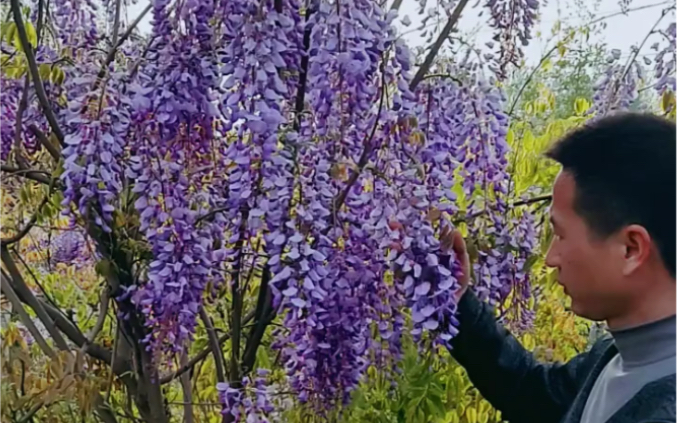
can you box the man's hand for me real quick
[440,226,471,301]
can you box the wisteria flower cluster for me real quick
[653,21,676,96]
[2,0,551,416]
[588,49,643,116]
[217,369,276,422]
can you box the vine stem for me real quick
[10,0,64,144]
[615,5,674,96]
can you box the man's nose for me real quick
[544,243,557,268]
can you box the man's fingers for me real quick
[441,230,454,252]
[451,230,468,259]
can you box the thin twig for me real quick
[12,246,65,318]
[86,287,110,343]
[160,310,256,384]
[617,6,673,86]
[13,75,31,169]
[508,43,560,116]
[92,4,152,92]
[588,0,672,25]
[409,0,471,90]
[105,324,120,403]
[1,197,50,246]
[421,73,463,85]
[1,176,56,246]
[195,206,229,224]
[453,194,552,224]
[331,56,387,223]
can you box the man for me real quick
[443,112,676,423]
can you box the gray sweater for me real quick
[579,315,676,423]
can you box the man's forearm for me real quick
[450,290,582,422]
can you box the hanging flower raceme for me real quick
[125,0,223,354]
[0,77,21,161]
[0,43,63,162]
[60,70,131,233]
[217,369,275,422]
[50,0,100,54]
[484,0,539,79]
[654,22,676,96]
[262,0,430,407]
[50,229,92,268]
[588,50,643,117]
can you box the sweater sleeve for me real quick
[449,290,590,423]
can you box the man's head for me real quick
[544,112,675,328]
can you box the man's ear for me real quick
[619,224,652,276]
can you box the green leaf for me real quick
[38,63,51,81]
[574,98,589,116]
[506,128,515,146]
[25,21,37,48]
[255,345,271,369]
[2,22,16,45]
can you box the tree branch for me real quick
[390,0,404,11]
[199,307,227,384]
[409,0,470,90]
[0,266,115,366]
[86,287,110,343]
[241,266,272,375]
[93,394,120,423]
[10,0,64,145]
[0,165,51,185]
[17,401,44,423]
[111,0,123,48]
[28,124,61,160]
[1,278,56,359]
[179,350,194,423]
[1,248,70,350]
[617,6,672,87]
[36,0,45,44]
[292,1,315,132]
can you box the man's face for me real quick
[544,171,631,321]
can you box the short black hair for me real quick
[546,112,676,277]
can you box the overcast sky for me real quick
[126,0,673,66]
